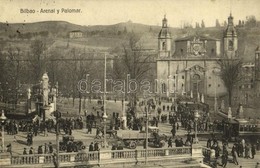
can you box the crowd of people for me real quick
[2,96,260,168]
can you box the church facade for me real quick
[156,15,238,99]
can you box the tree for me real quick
[245,15,257,27]
[218,58,242,106]
[5,46,22,104]
[201,20,205,28]
[113,33,152,108]
[28,39,47,83]
[195,22,200,28]
[238,20,242,27]
[215,19,221,27]
[223,21,227,27]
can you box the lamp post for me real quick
[0,110,7,152]
[103,53,108,149]
[194,110,200,144]
[213,68,221,113]
[145,98,149,165]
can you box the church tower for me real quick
[158,15,172,58]
[223,13,238,58]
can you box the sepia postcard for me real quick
[0,0,260,168]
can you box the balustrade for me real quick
[11,154,53,165]
[10,147,193,166]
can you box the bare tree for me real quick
[28,39,47,83]
[5,46,22,104]
[113,33,152,108]
[218,58,242,106]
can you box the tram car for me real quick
[223,118,260,142]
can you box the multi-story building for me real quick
[156,14,238,100]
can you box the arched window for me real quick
[228,40,233,50]
[162,42,166,50]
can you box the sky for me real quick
[0,0,259,27]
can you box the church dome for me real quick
[158,28,171,38]
[225,13,237,37]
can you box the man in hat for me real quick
[38,145,43,154]
[44,143,49,154]
[89,142,94,152]
[49,142,53,153]
[23,148,27,155]
[29,147,34,154]
[94,141,100,151]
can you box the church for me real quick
[156,14,238,99]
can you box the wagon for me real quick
[59,135,86,152]
[118,126,167,149]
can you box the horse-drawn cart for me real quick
[118,126,167,149]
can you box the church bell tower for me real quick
[223,13,238,58]
[158,15,172,58]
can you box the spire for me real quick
[162,15,168,28]
[228,12,234,25]
[225,13,237,37]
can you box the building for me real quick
[156,14,238,100]
[235,62,255,106]
[231,47,260,107]
[69,30,83,38]
[255,46,260,97]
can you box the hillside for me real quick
[0,20,260,61]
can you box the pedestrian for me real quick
[232,145,239,165]
[94,142,100,151]
[49,142,53,153]
[171,127,176,138]
[117,144,124,158]
[44,143,49,154]
[95,127,101,139]
[214,143,221,159]
[168,137,173,148]
[23,148,27,155]
[87,123,92,134]
[245,143,250,159]
[29,147,33,154]
[252,144,256,159]
[143,140,147,149]
[38,145,43,154]
[89,142,94,152]
[207,138,212,148]
[6,143,12,155]
[221,153,228,168]
[255,162,260,168]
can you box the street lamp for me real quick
[194,110,200,144]
[103,53,108,149]
[0,110,7,152]
[213,68,221,113]
[102,112,108,148]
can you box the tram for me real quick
[223,118,260,142]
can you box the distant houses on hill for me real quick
[69,30,83,38]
